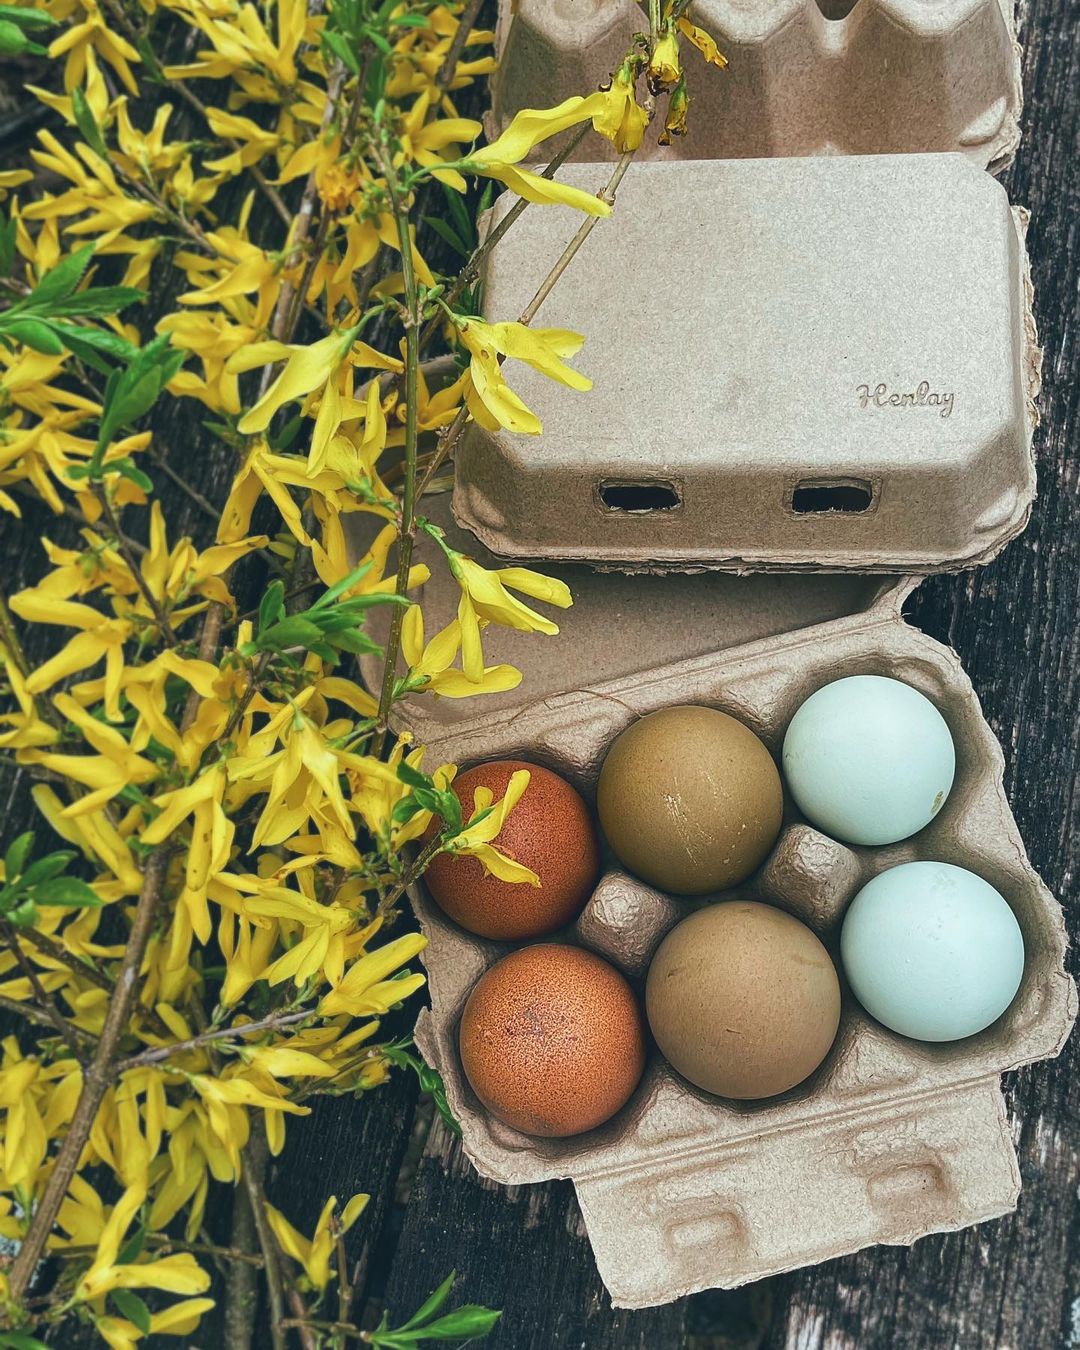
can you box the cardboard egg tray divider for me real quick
[491,0,1022,170]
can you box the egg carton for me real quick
[454,154,1042,575]
[352,502,1076,1308]
[491,0,1023,171]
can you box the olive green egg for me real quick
[597,705,783,895]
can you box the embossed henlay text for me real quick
[856,381,956,419]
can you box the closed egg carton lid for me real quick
[492,0,1022,171]
[453,153,1041,574]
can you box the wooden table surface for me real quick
[2,1,1076,1345]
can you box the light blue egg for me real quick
[840,861,1025,1042]
[782,674,955,846]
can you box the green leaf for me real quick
[443,183,476,247]
[18,851,76,889]
[9,899,38,928]
[110,1290,152,1335]
[322,28,359,73]
[48,324,139,374]
[251,616,326,652]
[54,286,145,318]
[1,317,65,355]
[422,216,469,259]
[331,628,381,656]
[32,876,102,909]
[4,831,34,882]
[133,33,163,79]
[0,1333,53,1350]
[72,86,107,159]
[0,4,59,26]
[310,560,375,610]
[362,24,392,55]
[108,458,154,492]
[412,1306,502,1341]
[396,762,432,791]
[0,19,37,54]
[398,1270,456,1331]
[433,790,462,837]
[0,210,15,278]
[258,580,286,635]
[21,244,97,312]
[117,1222,147,1265]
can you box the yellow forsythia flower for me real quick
[402,607,522,698]
[265,1193,369,1290]
[463,99,614,215]
[445,769,541,885]
[457,317,590,435]
[448,551,572,681]
[677,17,728,69]
[592,62,650,154]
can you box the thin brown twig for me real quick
[14,927,114,995]
[92,484,179,645]
[434,0,486,92]
[6,846,172,1302]
[116,1006,315,1071]
[149,449,221,524]
[241,1126,289,1350]
[415,151,631,502]
[374,139,422,730]
[99,0,292,228]
[416,124,591,356]
[55,1233,265,1267]
[281,1319,364,1341]
[3,923,94,1063]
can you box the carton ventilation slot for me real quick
[817,0,860,19]
[791,480,874,515]
[599,481,682,514]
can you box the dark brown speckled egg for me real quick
[459,944,646,1137]
[422,760,600,940]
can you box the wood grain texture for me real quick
[379,2,1080,1347]
[1,0,1075,1343]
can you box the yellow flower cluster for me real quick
[0,0,726,1341]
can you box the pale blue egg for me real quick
[782,675,955,845]
[841,861,1025,1042]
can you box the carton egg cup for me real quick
[350,505,1076,1308]
[492,0,1023,170]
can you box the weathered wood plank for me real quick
[766,0,1080,1344]
[381,1,1080,1345]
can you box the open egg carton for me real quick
[372,513,1076,1306]
[491,0,1024,171]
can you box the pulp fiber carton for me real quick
[355,506,1075,1306]
[349,147,1075,1304]
[491,0,1023,170]
[453,155,1041,574]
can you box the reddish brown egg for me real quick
[459,944,646,1137]
[422,760,600,940]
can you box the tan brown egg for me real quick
[459,944,646,1137]
[597,705,783,895]
[422,760,600,940]
[646,901,841,1099]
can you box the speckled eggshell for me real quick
[459,944,646,1137]
[841,861,1026,1042]
[782,675,956,846]
[596,706,783,895]
[423,760,600,940]
[646,901,842,1099]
